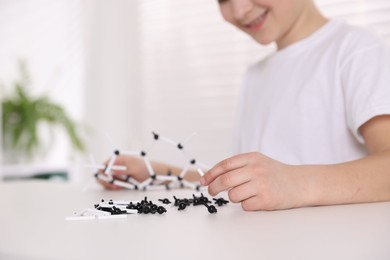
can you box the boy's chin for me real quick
[252,35,275,46]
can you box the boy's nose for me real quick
[231,0,253,21]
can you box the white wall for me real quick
[83,0,143,164]
[0,0,85,168]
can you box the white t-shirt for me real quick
[233,19,390,165]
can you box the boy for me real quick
[99,0,390,211]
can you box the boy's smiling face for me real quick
[218,0,325,49]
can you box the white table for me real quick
[1,180,390,260]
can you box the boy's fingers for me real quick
[202,154,249,185]
[241,196,259,211]
[207,168,250,196]
[228,182,257,203]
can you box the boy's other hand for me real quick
[97,155,150,190]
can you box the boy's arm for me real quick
[201,115,390,211]
[298,115,390,207]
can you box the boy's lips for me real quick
[244,10,269,33]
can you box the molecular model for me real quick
[85,132,211,192]
[67,133,231,220]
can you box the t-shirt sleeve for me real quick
[341,39,390,144]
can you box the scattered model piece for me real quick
[158,198,172,204]
[66,194,230,220]
[213,197,229,207]
[172,193,221,214]
[65,197,167,221]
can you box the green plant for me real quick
[1,62,84,161]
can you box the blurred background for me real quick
[0,0,389,184]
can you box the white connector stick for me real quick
[110,200,140,205]
[155,175,177,182]
[83,208,111,216]
[104,153,118,175]
[138,178,153,189]
[150,179,165,186]
[121,150,140,156]
[143,157,155,177]
[181,180,197,190]
[167,181,180,189]
[125,177,140,186]
[197,185,208,191]
[179,165,191,179]
[96,173,112,183]
[197,168,205,177]
[97,215,127,220]
[98,203,127,209]
[179,149,191,162]
[84,164,127,171]
[113,180,136,190]
[159,136,177,146]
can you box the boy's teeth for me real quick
[251,17,262,26]
[250,12,267,26]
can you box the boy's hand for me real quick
[97,155,150,190]
[200,152,304,211]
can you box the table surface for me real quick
[1,180,390,260]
